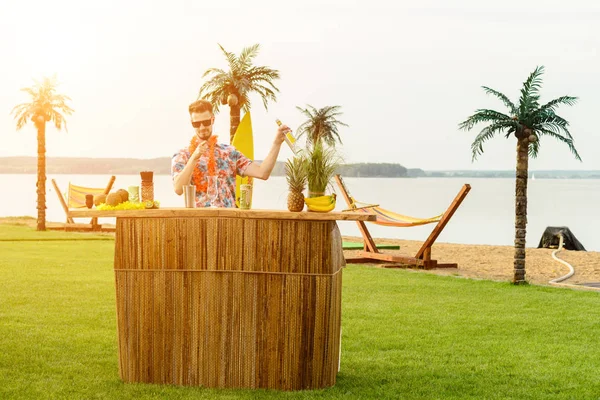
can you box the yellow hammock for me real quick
[67,183,109,208]
[348,199,444,227]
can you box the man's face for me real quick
[190,111,214,141]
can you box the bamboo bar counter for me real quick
[70,208,375,391]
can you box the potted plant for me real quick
[305,140,342,198]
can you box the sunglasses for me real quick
[191,119,213,128]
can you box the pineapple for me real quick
[285,155,307,212]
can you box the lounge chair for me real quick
[49,176,116,232]
[334,174,471,269]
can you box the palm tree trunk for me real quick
[229,105,241,144]
[513,137,529,284]
[36,121,47,231]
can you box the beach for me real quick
[343,236,600,287]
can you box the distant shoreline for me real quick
[2,173,600,179]
[1,156,599,179]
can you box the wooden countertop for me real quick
[69,207,376,222]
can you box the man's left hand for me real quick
[275,124,288,145]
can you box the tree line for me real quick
[0,157,413,177]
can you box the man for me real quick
[172,99,288,207]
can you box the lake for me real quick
[1,174,599,251]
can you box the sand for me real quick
[342,236,600,287]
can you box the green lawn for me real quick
[0,223,113,241]
[1,224,600,399]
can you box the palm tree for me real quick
[11,75,74,231]
[459,66,581,284]
[199,44,280,144]
[296,105,348,147]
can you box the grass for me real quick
[0,224,113,241]
[1,224,600,399]
[0,216,113,241]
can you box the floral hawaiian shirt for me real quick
[171,143,252,208]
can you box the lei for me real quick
[189,135,218,193]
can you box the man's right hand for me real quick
[192,140,208,161]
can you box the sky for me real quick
[0,0,598,171]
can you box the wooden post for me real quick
[334,175,379,254]
[415,184,471,260]
[51,179,74,225]
[90,175,116,229]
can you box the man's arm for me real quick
[243,141,282,180]
[243,124,287,180]
[173,140,208,195]
[173,158,197,195]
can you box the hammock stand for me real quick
[335,174,471,269]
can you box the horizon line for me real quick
[0,155,598,173]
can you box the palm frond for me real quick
[246,84,278,109]
[503,126,516,139]
[458,109,512,131]
[11,100,36,131]
[470,121,513,161]
[49,110,69,131]
[20,87,37,98]
[199,80,223,99]
[246,66,281,83]
[201,68,226,79]
[539,96,578,112]
[199,89,225,114]
[518,66,544,115]
[218,43,238,70]
[532,111,574,140]
[536,128,582,161]
[11,102,33,115]
[198,73,230,110]
[545,114,573,140]
[521,65,545,97]
[538,122,573,142]
[14,111,33,131]
[241,97,252,113]
[238,44,260,67]
[529,136,540,158]
[481,86,517,114]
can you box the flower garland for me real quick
[189,135,218,193]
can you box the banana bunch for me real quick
[304,193,337,212]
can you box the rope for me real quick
[549,233,575,284]
[544,233,600,291]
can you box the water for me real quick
[1,174,599,251]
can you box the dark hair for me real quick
[188,99,213,114]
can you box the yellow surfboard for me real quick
[232,112,254,208]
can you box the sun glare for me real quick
[13,5,81,79]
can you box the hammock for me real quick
[67,183,110,208]
[349,199,443,227]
